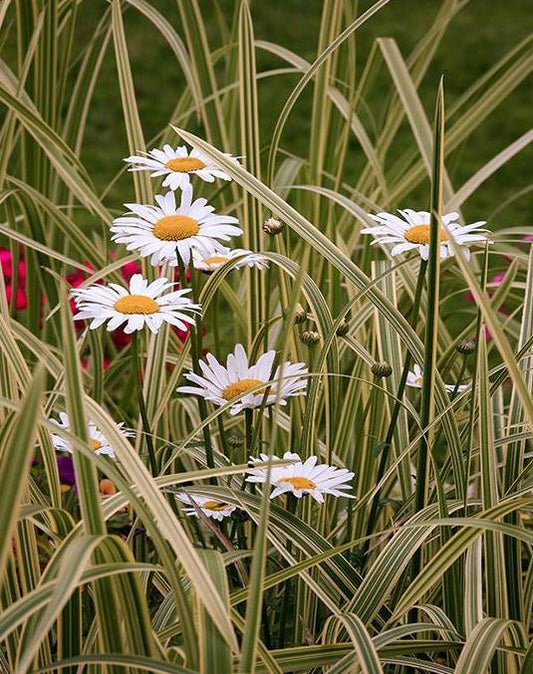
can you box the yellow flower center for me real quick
[114,295,159,315]
[203,500,230,512]
[279,476,316,490]
[153,215,200,241]
[404,224,448,245]
[203,255,230,266]
[60,484,71,494]
[165,157,206,173]
[416,376,423,386]
[222,378,264,401]
[90,439,102,452]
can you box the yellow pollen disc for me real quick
[165,157,206,173]
[404,224,448,245]
[279,476,316,490]
[153,215,199,241]
[416,377,423,386]
[114,295,159,315]
[222,378,264,401]
[203,255,230,266]
[60,484,71,494]
[90,439,102,452]
[203,500,229,511]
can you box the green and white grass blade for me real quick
[238,457,271,673]
[111,0,151,205]
[15,536,102,674]
[379,39,456,204]
[238,0,264,344]
[0,365,45,588]
[266,0,391,183]
[326,614,384,674]
[454,618,526,674]
[124,0,202,116]
[196,549,232,674]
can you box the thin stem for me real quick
[131,332,157,475]
[362,259,427,562]
[187,260,215,472]
[244,408,253,462]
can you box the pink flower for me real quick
[5,285,28,310]
[120,260,142,283]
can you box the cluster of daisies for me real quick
[50,142,354,515]
[49,140,489,519]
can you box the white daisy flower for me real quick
[176,493,236,521]
[177,343,308,416]
[361,209,490,261]
[246,451,355,503]
[72,273,201,334]
[193,246,268,273]
[124,144,239,191]
[110,186,242,267]
[406,364,469,393]
[51,412,132,459]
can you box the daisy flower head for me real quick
[177,343,308,415]
[361,209,490,261]
[111,186,242,267]
[176,493,236,521]
[246,452,355,503]
[72,273,201,335]
[406,364,469,393]
[193,246,268,273]
[51,412,132,459]
[124,144,239,191]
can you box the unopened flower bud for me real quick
[457,338,476,355]
[283,303,307,324]
[227,435,243,448]
[263,217,284,236]
[371,361,392,378]
[300,330,320,346]
[99,479,117,496]
[336,320,349,337]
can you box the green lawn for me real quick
[80,0,531,227]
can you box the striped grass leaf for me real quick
[391,498,532,621]
[124,0,203,116]
[196,549,232,673]
[265,0,392,183]
[454,618,527,674]
[111,0,152,206]
[238,0,264,344]
[0,365,45,587]
[325,614,384,674]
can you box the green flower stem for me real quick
[362,259,428,562]
[187,260,215,472]
[131,332,157,475]
[244,408,253,463]
[212,290,229,457]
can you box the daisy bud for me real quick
[263,217,284,236]
[227,435,244,448]
[283,303,307,324]
[99,479,117,496]
[336,320,349,337]
[456,338,476,355]
[300,330,320,346]
[371,361,392,378]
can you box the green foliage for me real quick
[0,1,531,672]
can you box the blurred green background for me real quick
[77,0,532,226]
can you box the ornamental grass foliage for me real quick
[0,1,532,673]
